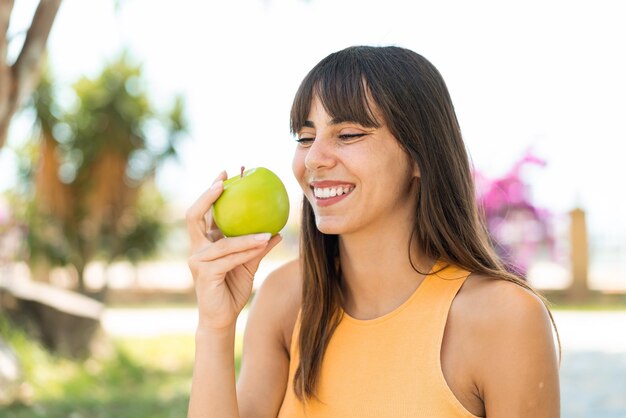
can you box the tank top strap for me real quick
[412,260,472,363]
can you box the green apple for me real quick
[213,167,289,237]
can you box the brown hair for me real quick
[290,45,559,400]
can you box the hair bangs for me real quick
[290,49,381,135]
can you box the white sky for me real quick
[2,0,625,239]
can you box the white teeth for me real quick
[313,186,354,199]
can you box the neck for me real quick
[338,218,435,320]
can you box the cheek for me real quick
[380,150,416,192]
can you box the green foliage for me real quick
[11,53,187,290]
[0,318,192,417]
[112,182,168,263]
[0,312,245,417]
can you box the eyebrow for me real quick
[302,118,360,128]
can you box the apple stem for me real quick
[240,166,245,178]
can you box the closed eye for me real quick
[296,133,367,147]
[338,133,366,141]
[295,137,315,147]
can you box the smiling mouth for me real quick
[312,185,355,199]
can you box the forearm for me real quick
[188,326,239,418]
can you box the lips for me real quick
[309,180,356,206]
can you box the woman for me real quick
[186,46,560,417]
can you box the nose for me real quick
[304,136,336,171]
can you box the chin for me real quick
[315,224,342,235]
[314,216,353,235]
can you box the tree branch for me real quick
[0,0,15,63]
[0,0,62,149]
[12,0,62,107]
[0,0,15,124]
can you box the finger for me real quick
[243,234,283,274]
[205,244,272,277]
[186,171,227,250]
[186,181,223,250]
[205,171,228,229]
[205,171,229,240]
[196,233,272,262]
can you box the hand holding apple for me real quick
[186,170,283,331]
[213,167,289,237]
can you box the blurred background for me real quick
[0,0,624,417]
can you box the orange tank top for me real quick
[277,261,482,418]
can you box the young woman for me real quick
[186,46,560,417]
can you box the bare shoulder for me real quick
[250,258,303,350]
[456,273,552,326]
[257,258,302,299]
[449,273,560,416]
[255,258,303,316]
[451,273,556,357]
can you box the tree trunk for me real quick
[0,0,63,149]
[0,1,16,135]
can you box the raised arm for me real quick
[186,171,282,418]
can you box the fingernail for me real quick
[254,233,271,241]
[210,180,223,190]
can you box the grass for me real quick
[546,296,626,311]
[552,303,626,311]
[0,319,242,418]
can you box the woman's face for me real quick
[292,95,420,236]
